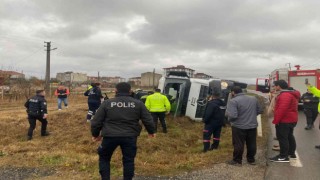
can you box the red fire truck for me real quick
[256,66,320,95]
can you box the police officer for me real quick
[202,92,225,152]
[91,82,155,180]
[24,90,49,140]
[301,89,319,130]
[84,82,103,122]
[145,88,171,133]
[306,83,320,149]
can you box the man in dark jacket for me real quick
[270,80,300,162]
[306,83,320,149]
[202,92,225,152]
[54,85,70,110]
[301,89,319,130]
[24,90,49,140]
[226,86,263,165]
[91,82,155,180]
[84,82,103,122]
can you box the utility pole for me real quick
[152,68,155,89]
[285,63,291,70]
[44,41,57,95]
[98,71,100,82]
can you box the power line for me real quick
[0,34,43,43]
[14,47,44,62]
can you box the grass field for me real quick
[0,95,268,180]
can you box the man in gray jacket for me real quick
[91,82,155,180]
[226,86,263,166]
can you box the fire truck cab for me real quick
[256,66,320,106]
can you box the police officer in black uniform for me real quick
[24,90,49,140]
[91,82,155,180]
[301,89,319,130]
[84,82,103,122]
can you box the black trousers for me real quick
[151,112,166,132]
[304,108,318,126]
[87,101,101,120]
[98,137,137,180]
[276,123,296,158]
[27,115,47,137]
[203,124,222,151]
[231,126,257,163]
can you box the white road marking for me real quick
[290,151,303,167]
[257,115,263,137]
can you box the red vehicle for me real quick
[256,66,320,95]
[256,78,270,93]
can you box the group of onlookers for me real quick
[23,79,320,179]
[267,80,320,163]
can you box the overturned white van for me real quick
[158,72,247,121]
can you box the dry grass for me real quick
[0,95,269,180]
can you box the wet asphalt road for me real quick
[265,112,320,180]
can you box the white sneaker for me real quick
[58,109,62,111]
[86,120,91,123]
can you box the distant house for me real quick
[87,76,126,83]
[56,71,87,83]
[0,70,25,79]
[128,77,141,87]
[163,65,195,78]
[87,76,126,87]
[0,70,25,85]
[141,72,162,87]
[87,76,98,82]
[101,76,126,84]
[194,73,213,79]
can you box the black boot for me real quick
[203,142,210,152]
[41,132,50,136]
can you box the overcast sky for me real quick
[1,0,320,84]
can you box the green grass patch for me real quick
[0,151,5,157]
[39,155,65,166]
[0,96,269,179]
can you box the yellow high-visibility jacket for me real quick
[145,92,171,113]
[308,85,320,112]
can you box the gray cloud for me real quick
[1,0,320,83]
